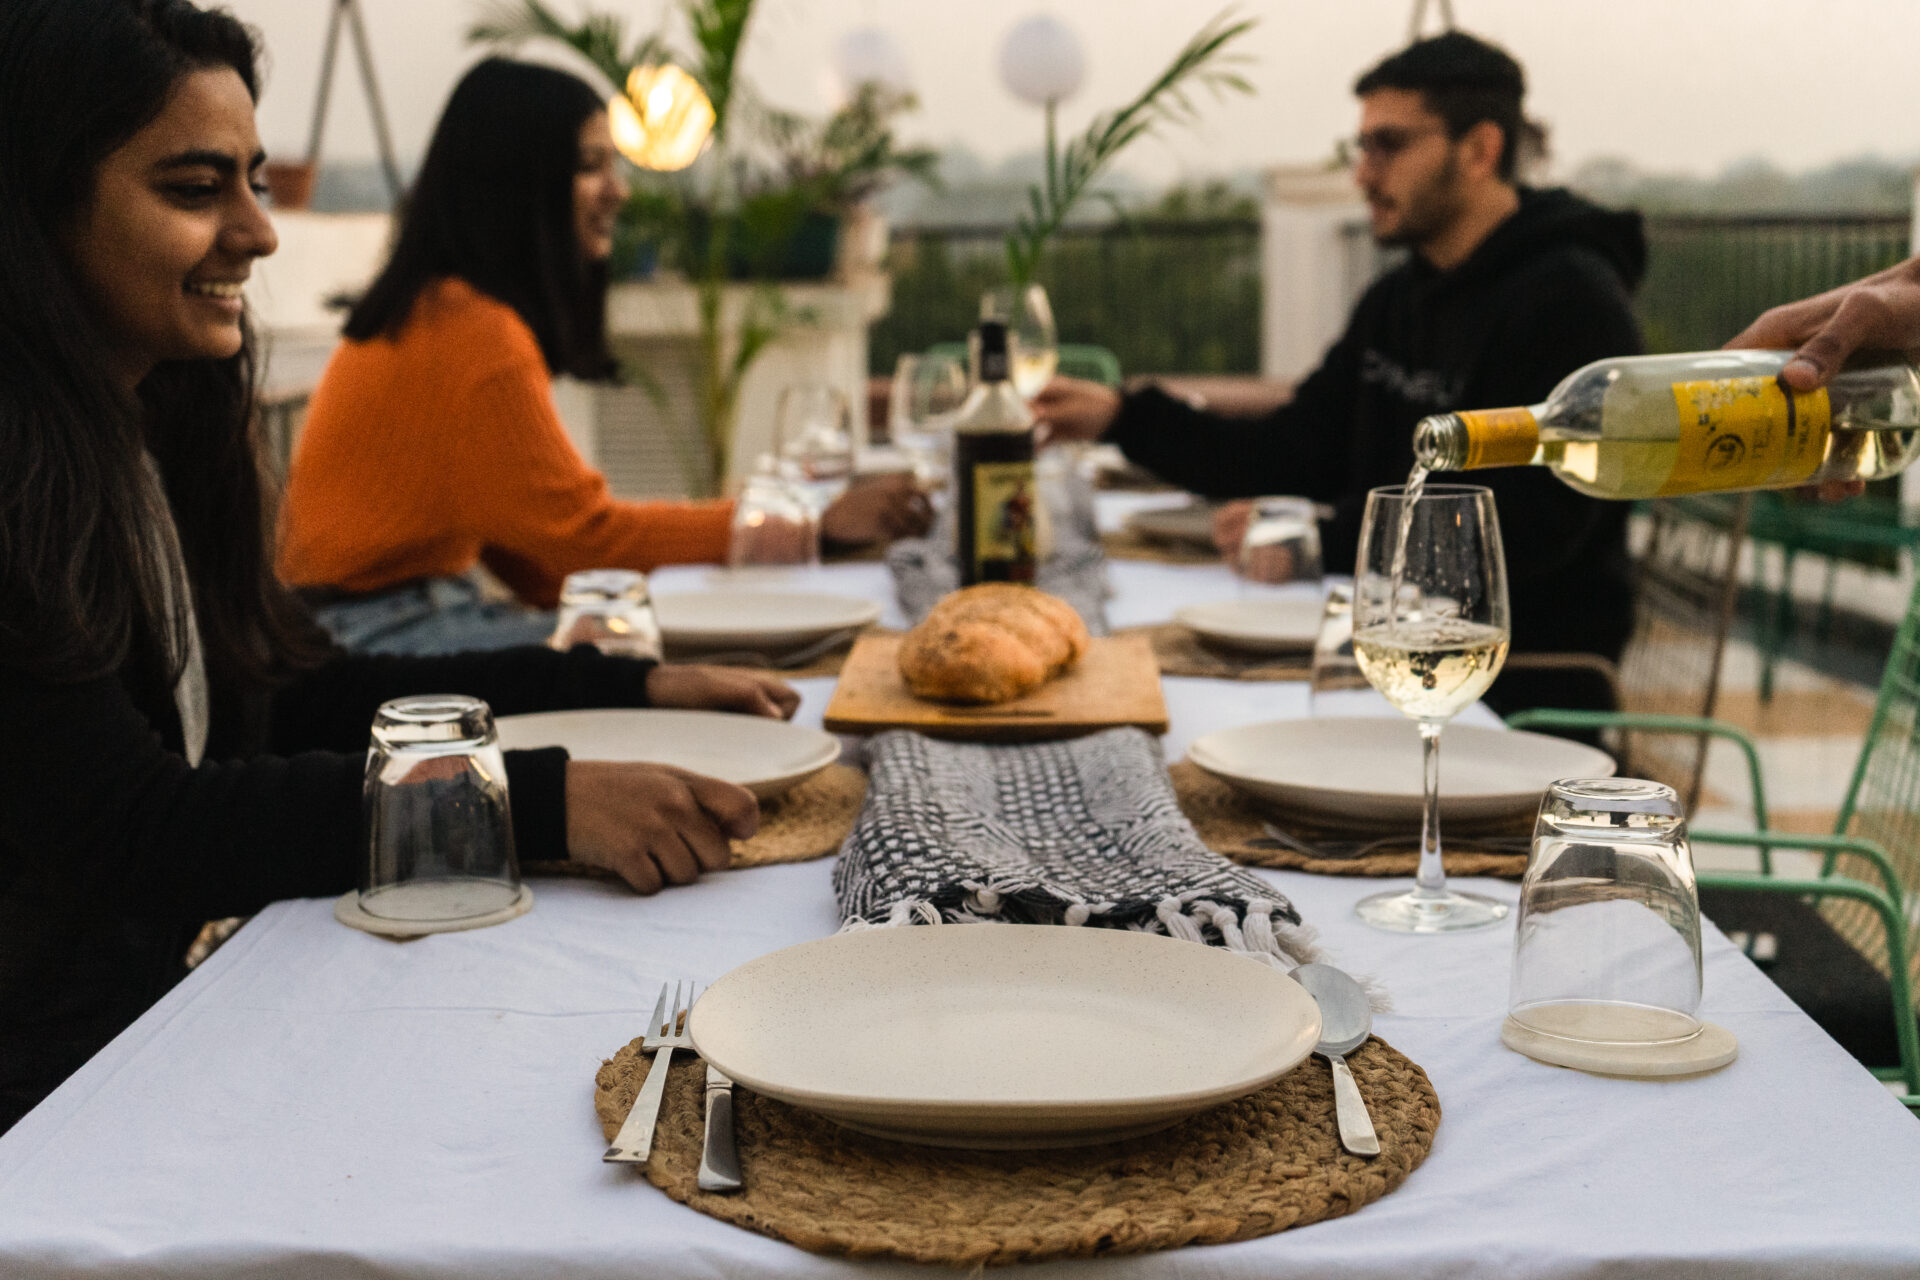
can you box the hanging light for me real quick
[998,14,1085,108]
[609,63,715,172]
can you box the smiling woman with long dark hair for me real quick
[0,0,805,1134]
[275,58,930,655]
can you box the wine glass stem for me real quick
[1414,719,1447,896]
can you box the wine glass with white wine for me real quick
[980,284,1058,399]
[1350,483,1512,933]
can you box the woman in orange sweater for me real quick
[278,59,926,653]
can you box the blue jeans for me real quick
[311,577,558,656]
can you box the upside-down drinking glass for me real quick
[359,695,523,923]
[548,569,663,660]
[1350,484,1512,932]
[729,453,820,569]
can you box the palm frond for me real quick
[1006,9,1256,285]
[467,0,637,90]
[685,0,757,141]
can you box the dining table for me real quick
[2,490,1919,1279]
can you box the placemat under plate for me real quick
[1171,761,1532,878]
[1119,622,1312,681]
[663,626,894,680]
[593,1034,1438,1267]
[524,764,865,877]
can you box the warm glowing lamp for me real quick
[609,63,714,172]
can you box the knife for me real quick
[695,1064,743,1192]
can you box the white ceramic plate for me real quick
[689,925,1321,1149]
[494,709,839,799]
[653,591,881,650]
[1188,717,1616,825]
[1124,503,1218,549]
[1175,598,1323,653]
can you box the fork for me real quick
[604,980,699,1165]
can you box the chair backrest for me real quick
[1821,572,1920,990]
[1613,494,1752,810]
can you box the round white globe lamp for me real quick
[998,14,1085,106]
[834,27,912,97]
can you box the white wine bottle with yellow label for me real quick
[1413,350,1920,499]
[952,319,1039,585]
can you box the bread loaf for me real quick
[897,584,1090,704]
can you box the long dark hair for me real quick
[346,58,616,379]
[0,0,329,704]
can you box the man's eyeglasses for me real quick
[1338,125,1449,167]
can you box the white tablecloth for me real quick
[4,545,1919,1279]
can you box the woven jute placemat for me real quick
[593,1035,1438,1267]
[1118,623,1312,681]
[524,764,865,879]
[1099,528,1220,565]
[665,627,896,680]
[1171,761,1532,878]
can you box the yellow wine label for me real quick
[1661,377,1831,495]
[1457,407,1541,469]
[970,461,1038,569]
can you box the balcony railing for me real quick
[874,212,1912,376]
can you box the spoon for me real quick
[1292,963,1380,1157]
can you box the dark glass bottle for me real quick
[952,319,1038,585]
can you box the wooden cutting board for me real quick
[823,632,1168,741]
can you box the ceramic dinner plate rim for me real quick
[687,925,1321,1119]
[652,590,881,644]
[1174,598,1322,651]
[1187,716,1616,806]
[492,708,839,798]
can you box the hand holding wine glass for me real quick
[1350,483,1512,933]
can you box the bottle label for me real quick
[969,460,1038,572]
[1662,377,1831,495]
[1456,407,1541,469]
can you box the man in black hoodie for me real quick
[1036,32,1642,711]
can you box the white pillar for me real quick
[1260,165,1375,383]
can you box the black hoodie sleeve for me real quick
[1102,310,1367,503]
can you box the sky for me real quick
[224,0,1920,186]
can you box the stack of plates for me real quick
[1122,502,1218,549]
[1188,717,1617,826]
[688,925,1322,1149]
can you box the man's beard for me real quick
[1372,154,1465,250]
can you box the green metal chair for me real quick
[925,342,1123,389]
[1513,566,1920,1111]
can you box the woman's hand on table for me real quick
[821,474,933,545]
[1031,375,1121,444]
[565,761,758,894]
[645,663,800,719]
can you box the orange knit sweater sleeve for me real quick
[277,280,734,608]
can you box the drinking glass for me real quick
[729,453,819,569]
[981,284,1058,398]
[359,695,523,923]
[1237,496,1324,595]
[1503,777,1734,1074]
[1308,581,1368,714]
[773,384,854,515]
[548,569,663,659]
[888,353,967,487]
[1350,484,1512,932]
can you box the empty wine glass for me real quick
[981,283,1058,399]
[774,384,853,515]
[888,353,967,488]
[548,569,663,659]
[359,695,525,925]
[729,453,819,569]
[1351,483,1512,933]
